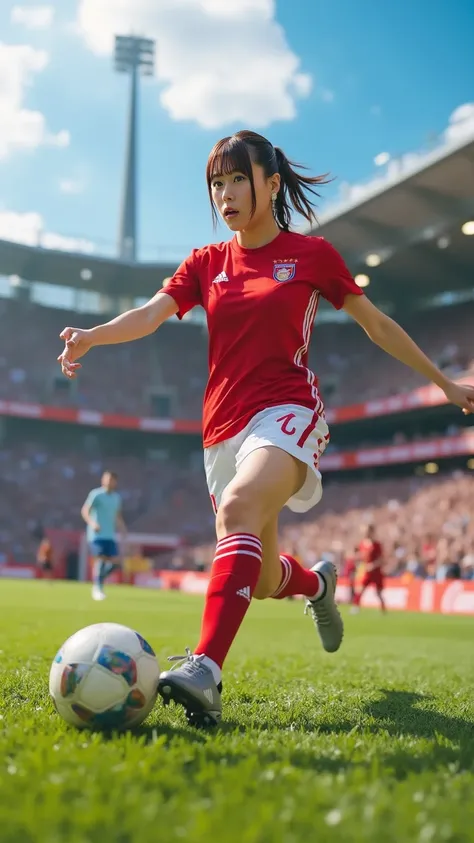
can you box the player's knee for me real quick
[216,489,263,537]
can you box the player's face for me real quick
[211,163,273,231]
[102,472,117,491]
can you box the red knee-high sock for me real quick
[352,586,363,606]
[271,554,324,600]
[194,533,262,668]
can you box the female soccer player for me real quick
[58,130,474,728]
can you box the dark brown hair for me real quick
[206,129,330,230]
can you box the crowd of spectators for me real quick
[1,294,473,579]
[1,432,472,581]
[1,296,472,419]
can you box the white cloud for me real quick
[0,208,94,253]
[444,102,474,143]
[59,177,84,195]
[76,0,312,129]
[374,152,390,167]
[0,43,70,159]
[11,5,55,29]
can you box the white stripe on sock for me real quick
[217,534,262,551]
[272,555,292,597]
[213,549,262,563]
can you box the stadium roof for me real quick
[0,238,175,300]
[0,132,473,306]
[310,132,474,305]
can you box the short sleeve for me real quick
[313,239,364,310]
[84,489,99,509]
[161,249,203,320]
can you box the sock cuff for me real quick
[271,555,294,597]
[214,534,263,566]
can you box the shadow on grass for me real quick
[210,688,474,778]
[363,688,474,742]
[68,689,474,780]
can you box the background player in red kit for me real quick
[352,526,386,613]
[57,130,474,728]
[343,549,358,605]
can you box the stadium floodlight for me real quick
[467,458,474,470]
[424,462,439,475]
[365,253,381,267]
[114,35,156,263]
[355,273,370,287]
[461,221,474,236]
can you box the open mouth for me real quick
[224,209,239,219]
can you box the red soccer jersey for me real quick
[359,539,383,568]
[163,230,363,447]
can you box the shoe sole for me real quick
[157,679,221,728]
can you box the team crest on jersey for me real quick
[273,260,297,282]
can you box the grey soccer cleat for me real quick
[157,648,222,728]
[304,561,344,653]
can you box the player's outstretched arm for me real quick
[343,293,474,415]
[58,292,178,379]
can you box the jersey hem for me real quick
[202,397,325,449]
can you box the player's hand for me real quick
[442,380,474,415]
[57,327,93,379]
[91,521,100,533]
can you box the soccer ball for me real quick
[49,622,160,730]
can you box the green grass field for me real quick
[1,581,473,843]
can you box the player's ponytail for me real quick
[206,129,331,230]
[273,147,330,231]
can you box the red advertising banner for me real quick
[1,401,472,472]
[1,376,472,435]
[131,571,474,616]
[1,565,473,614]
[0,566,37,579]
[320,431,474,471]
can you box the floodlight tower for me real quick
[114,35,155,262]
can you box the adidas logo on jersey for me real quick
[212,271,229,284]
[236,586,251,601]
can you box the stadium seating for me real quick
[1,294,473,575]
[1,430,473,579]
[0,296,473,417]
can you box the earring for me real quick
[271,192,277,216]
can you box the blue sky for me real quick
[0,0,473,262]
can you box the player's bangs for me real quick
[206,136,256,226]
[206,136,254,185]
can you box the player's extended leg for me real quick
[254,520,343,653]
[92,556,119,601]
[92,555,107,601]
[351,583,366,613]
[102,559,120,580]
[158,446,308,726]
[377,587,387,613]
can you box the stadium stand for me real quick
[1,416,473,579]
[1,129,473,585]
[0,295,473,417]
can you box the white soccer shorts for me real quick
[204,404,330,514]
